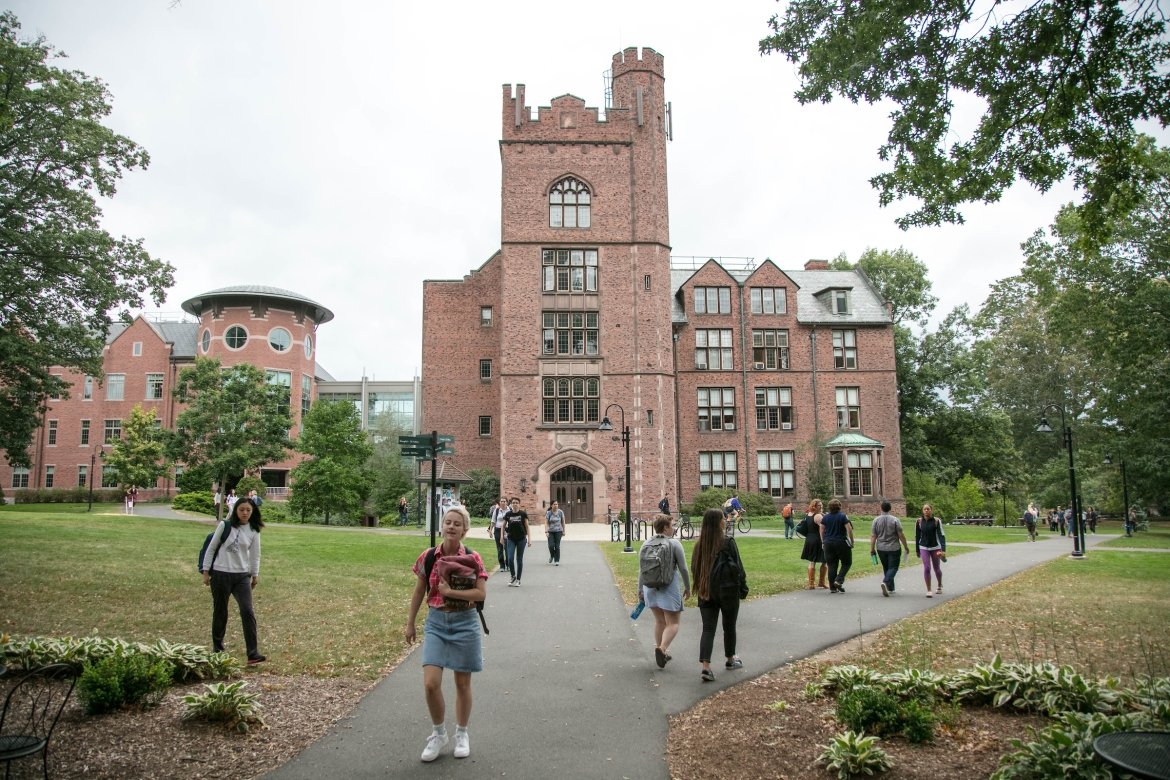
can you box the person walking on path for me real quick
[502,498,531,586]
[404,505,489,763]
[1023,505,1038,542]
[915,503,947,597]
[869,501,909,596]
[637,514,691,669]
[545,500,566,565]
[782,502,794,539]
[691,509,747,682]
[201,499,267,666]
[799,499,828,589]
[489,498,508,571]
[820,499,854,593]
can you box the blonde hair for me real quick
[443,504,471,531]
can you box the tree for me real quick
[0,14,174,465]
[289,400,373,524]
[168,358,292,519]
[856,248,938,328]
[103,405,169,490]
[364,408,416,518]
[953,473,985,518]
[761,1,1170,234]
[460,468,500,518]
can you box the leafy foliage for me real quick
[171,491,215,515]
[761,1,1170,235]
[78,653,174,714]
[182,681,265,733]
[0,14,174,465]
[460,468,500,518]
[289,400,374,524]
[2,635,241,682]
[364,410,416,517]
[103,405,169,490]
[168,358,292,517]
[817,730,893,779]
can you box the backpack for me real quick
[710,542,748,599]
[782,504,792,519]
[424,545,489,635]
[639,538,674,589]
[198,521,229,573]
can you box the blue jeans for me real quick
[783,518,794,538]
[547,531,563,563]
[877,549,902,591]
[506,538,527,581]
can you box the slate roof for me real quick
[669,264,891,325]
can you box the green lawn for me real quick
[0,510,427,679]
[851,550,1170,682]
[1098,526,1170,549]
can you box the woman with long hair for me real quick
[200,498,267,665]
[691,508,747,682]
[799,498,828,589]
[914,503,946,597]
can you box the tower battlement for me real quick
[611,47,664,79]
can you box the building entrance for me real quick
[550,465,593,523]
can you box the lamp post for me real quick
[599,404,632,553]
[1037,405,1084,559]
[1103,455,1130,536]
[87,446,106,512]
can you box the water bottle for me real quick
[630,602,646,620]
[871,552,879,566]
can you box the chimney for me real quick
[804,259,830,271]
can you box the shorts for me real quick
[421,608,483,673]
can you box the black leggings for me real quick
[698,597,740,663]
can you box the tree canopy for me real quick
[103,405,169,490]
[0,13,174,465]
[168,358,292,518]
[761,1,1170,234]
[289,400,374,524]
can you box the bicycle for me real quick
[736,513,751,534]
[610,511,621,542]
[674,514,694,540]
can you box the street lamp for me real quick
[599,404,633,553]
[1103,455,1130,537]
[87,445,107,512]
[1037,405,1085,559]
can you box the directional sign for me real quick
[437,434,455,444]
[401,447,433,458]
[437,446,455,456]
[398,435,429,446]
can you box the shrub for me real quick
[817,731,893,780]
[836,685,902,736]
[14,487,122,504]
[182,681,265,733]
[78,653,173,715]
[172,491,215,515]
[259,501,288,523]
[3,635,240,682]
[898,698,936,744]
[681,488,777,518]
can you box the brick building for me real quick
[421,46,905,521]
[1,285,340,496]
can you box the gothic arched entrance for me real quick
[550,465,593,524]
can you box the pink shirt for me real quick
[412,545,488,609]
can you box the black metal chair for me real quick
[0,663,77,779]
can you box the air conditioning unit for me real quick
[753,362,765,370]
[782,422,793,430]
[726,424,735,431]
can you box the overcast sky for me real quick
[10,1,1163,381]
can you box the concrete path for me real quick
[265,527,1113,780]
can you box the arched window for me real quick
[549,177,591,228]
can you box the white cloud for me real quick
[8,0,1162,379]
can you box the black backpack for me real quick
[710,541,748,599]
[424,545,489,635]
[198,521,229,573]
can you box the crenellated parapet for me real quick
[502,85,627,140]
[611,46,664,79]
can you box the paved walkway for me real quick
[264,527,1114,780]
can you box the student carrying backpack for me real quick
[639,537,675,589]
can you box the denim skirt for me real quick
[643,572,684,612]
[422,608,483,672]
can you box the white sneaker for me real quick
[421,732,448,762]
[454,730,470,758]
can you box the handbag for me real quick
[794,517,810,537]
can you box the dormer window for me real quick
[833,289,850,314]
[549,177,591,228]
